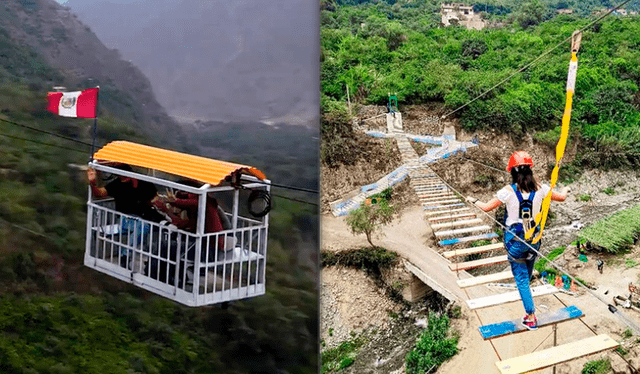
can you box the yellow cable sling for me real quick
[526,31,582,244]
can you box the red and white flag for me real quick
[47,87,98,118]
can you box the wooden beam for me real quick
[480,305,584,340]
[435,225,492,238]
[425,207,471,217]
[432,218,483,230]
[423,199,462,206]
[443,243,504,258]
[428,212,477,223]
[457,270,513,288]
[439,232,499,246]
[466,284,558,310]
[424,203,466,211]
[495,334,618,374]
[449,255,507,271]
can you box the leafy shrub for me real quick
[405,313,459,374]
[582,359,611,374]
[579,204,640,252]
[346,199,395,248]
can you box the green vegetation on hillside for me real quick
[579,204,640,252]
[321,1,640,168]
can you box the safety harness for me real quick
[506,184,538,263]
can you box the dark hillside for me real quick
[1,0,185,146]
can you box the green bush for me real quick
[582,359,611,374]
[579,204,640,252]
[346,199,395,248]
[405,313,459,374]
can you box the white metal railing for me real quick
[85,199,267,306]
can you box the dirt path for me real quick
[322,209,640,373]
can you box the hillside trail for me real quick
[322,206,640,373]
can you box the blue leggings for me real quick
[505,232,540,315]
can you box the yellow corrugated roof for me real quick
[93,141,266,186]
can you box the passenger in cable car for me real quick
[155,179,229,253]
[87,163,165,268]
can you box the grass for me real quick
[582,359,612,374]
[321,333,368,373]
[534,246,566,274]
[602,187,616,195]
[579,204,640,253]
[625,258,638,269]
[405,313,459,374]
[578,194,592,202]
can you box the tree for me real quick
[345,199,395,248]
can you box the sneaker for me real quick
[522,315,538,331]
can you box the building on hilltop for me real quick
[441,3,485,30]
[556,9,573,14]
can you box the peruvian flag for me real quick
[47,87,98,118]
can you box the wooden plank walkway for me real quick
[443,243,504,259]
[495,334,618,374]
[479,305,584,340]
[449,255,508,271]
[456,270,513,288]
[466,285,558,310]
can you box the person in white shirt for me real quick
[471,151,569,330]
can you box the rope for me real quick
[427,167,640,336]
[0,132,89,153]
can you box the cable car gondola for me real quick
[85,141,270,307]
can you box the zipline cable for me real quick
[0,117,94,147]
[1,117,319,195]
[0,132,89,153]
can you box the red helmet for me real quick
[507,151,533,172]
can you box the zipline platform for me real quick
[495,334,618,374]
[479,305,584,340]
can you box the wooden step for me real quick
[457,270,513,288]
[423,199,461,206]
[413,186,448,191]
[443,243,504,258]
[495,334,618,374]
[439,232,499,245]
[428,212,477,223]
[424,203,466,211]
[420,194,457,201]
[449,255,508,271]
[466,284,558,310]
[425,208,471,217]
[417,191,454,198]
[480,305,584,340]
[432,218,483,231]
[435,225,492,238]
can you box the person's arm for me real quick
[87,168,108,198]
[473,197,502,212]
[551,186,571,202]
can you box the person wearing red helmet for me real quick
[470,151,570,330]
